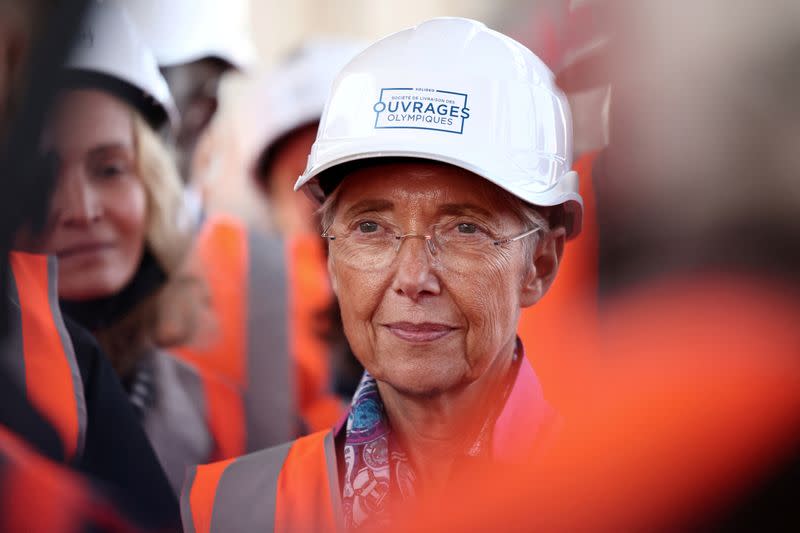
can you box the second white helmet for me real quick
[251,38,368,175]
[65,0,177,130]
[121,0,257,71]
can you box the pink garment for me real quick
[492,342,555,460]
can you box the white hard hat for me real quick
[251,38,368,175]
[121,0,257,71]
[65,0,177,130]
[295,17,583,239]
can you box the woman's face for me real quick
[327,161,553,397]
[41,89,147,300]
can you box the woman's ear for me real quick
[520,226,567,308]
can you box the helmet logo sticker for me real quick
[373,88,471,134]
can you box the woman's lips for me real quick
[384,322,456,343]
[57,242,114,259]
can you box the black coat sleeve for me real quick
[0,371,65,462]
[65,317,181,531]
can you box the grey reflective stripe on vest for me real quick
[211,440,293,532]
[0,268,26,386]
[145,351,214,494]
[46,256,87,457]
[181,466,198,533]
[323,431,344,533]
[245,231,294,450]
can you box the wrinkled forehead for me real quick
[332,159,517,219]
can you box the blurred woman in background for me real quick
[37,2,235,493]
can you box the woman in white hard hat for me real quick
[181,17,583,532]
[35,1,237,494]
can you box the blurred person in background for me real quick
[1,0,181,529]
[251,40,366,239]
[181,17,582,532]
[126,0,345,449]
[123,0,256,187]
[33,1,242,495]
[250,39,368,425]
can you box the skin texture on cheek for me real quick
[456,258,522,375]
[332,257,384,374]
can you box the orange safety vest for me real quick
[3,252,87,461]
[0,425,142,533]
[182,429,340,533]
[517,150,600,405]
[173,215,343,459]
[181,355,552,533]
[192,364,247,464]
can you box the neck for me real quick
[377,339,517,496]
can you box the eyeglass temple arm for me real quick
[494,226,541,245]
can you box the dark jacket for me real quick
[66,317,181,531]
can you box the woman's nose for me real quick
[57,172,103,225]
[391,237,441,301]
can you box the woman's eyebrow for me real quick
[87,142,133,158]
[437,203,494,219]
[341,199,393,218]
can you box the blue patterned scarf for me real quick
[341,345,522,530]
[341,372,415,529]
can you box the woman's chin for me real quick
[375,361,467,398]
[58,278,125,301]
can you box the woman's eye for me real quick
[457,222,479,234]
[94,162,128,179]
[101,166,123,177]
[358,221,380,234]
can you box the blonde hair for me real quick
[134,114,191,273]
[95,112,206,376]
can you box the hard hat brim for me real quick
[297,151,583,239]
[61,69,170,131]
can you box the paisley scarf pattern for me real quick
[341,372,414,530]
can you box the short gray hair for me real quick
[503,194,553,268]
